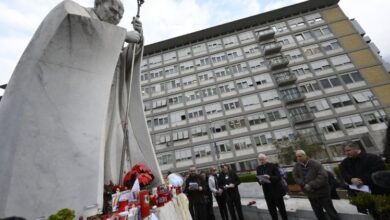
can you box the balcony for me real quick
[282,92,305,104]
[274,72,297,86]
[263,42,282,55]
[269,57,289,70]
[292,112,315,125]
[258,29,275,41]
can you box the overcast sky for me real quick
[1,0,389,96]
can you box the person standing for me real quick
[209,167,229,220]
[219,165,244,220]
[184,166,206,220]
[257,154,288,220]
[339,141,389,213]
[293,150,340,220]
[201,171,215,220]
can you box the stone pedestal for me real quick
[0,1,126,218]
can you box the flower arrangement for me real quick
[123,163,155,189]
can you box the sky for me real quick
[0,0,390,96]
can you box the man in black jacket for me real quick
[257,153,288,220]
[184,166,207,220]
[219,164,244,220]
[340,141,388,213]
[293,150,339,220]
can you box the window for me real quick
[306,13,324,26]
[299,81,321,93]
[194,145,211,158]
[312,26,331,38]
[280,87,301,100]
[178,47,191,60]
[291,64,311,77]
[267,109,287,121]
[271,22,288,34]
[198,71,214,82]
[214,68,230,79]
[168,94,183,105]
[149,83,166,95]
[363,111,387,124]
[228,117,246,129]
[166,79,181,92]
[175,149,192,162]
[187,107,204,119]
[148,55,162,66]
[226,63,246,75]
[216,141,232,153]
[351,90,376,105]
[141,72,149,82]
[321,40,341,53]
[153,115,169,126]
[340,115,364,129]
[238,31,255,43]
[164,65,179,76]
[195,56,210,67]
[319,76,342,89]
[152,98,167,109]
[157,152,173,165]
[207,39,223,52]
[236,78,254,90]
[241,94,260,108]
[226,49,242,61]
[260,90,279,102]
[310,59,332,72]
[210,120,227,133]
[210,52,227,64]
[303,44,322,57]
[318,119,341,133]
[170,111,186,124]
[144,101,152,111]
[201,86,218,97]
[223,35,239,47]
[253,132,273,146]
[185,90,201,101]
[288,17,306,29]
[330,55,352,69]
[277,35,295,47]
[180,60,195,72]
[233,136,252,151]
[253,73,272,86]
[243,44,261,56]
[172,129,189,141]
[191,125,208,137]
[247,113,266,126]
[192,43,207,55]
[182,75,197,87]
[163,51,177,63]
[223,99,240,111]
[218,82,236,94]
[205,103,223,115]
[295,31,313,41]
[155,133,171,145]
[340,71,364,84]
[273,128,294,142]
[308,99,330,112]
[283,49,303,62]
[149,69,164,80]
[329,94,353,108]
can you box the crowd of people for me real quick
[180,133,390,220]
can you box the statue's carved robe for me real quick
[0,0,161,218]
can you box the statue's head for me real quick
[94,0,124,25]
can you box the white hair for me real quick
[258,153,267,159]
[296,150,306,156]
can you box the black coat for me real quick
[340,152,387,194]
[184,174,206,202]
[256,163,286,200]
[218,171,241,200]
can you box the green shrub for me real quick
[350,193,390,219]
[238,173,257,183]
[48,208,75,220]
[286,171,296,185]
[333,165,342,182]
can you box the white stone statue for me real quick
[0,0,162,218]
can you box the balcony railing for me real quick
[258,29,275,41]
[292,112,315,125]
[281,92,305,104]
[274,72,297,86]
[263,42,282,55]
[269,57,289,70]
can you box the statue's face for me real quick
[96,0,124,25]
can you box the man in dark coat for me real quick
[340,141,389,213]
[184,166,207,220]
[209,167,229,220]
[257,153,288,220]
[293,150,340,220]
[219,164,244,220]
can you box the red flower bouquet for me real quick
[123,163,154,189]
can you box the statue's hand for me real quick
[125,31,141,43]
[132,17,143,34]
